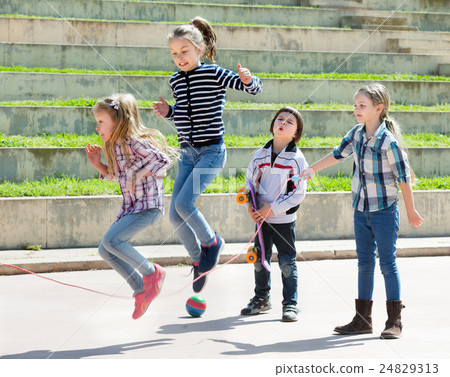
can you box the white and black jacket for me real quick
[245,140,308,224]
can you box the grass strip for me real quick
[1,132,449,148]
[1,99,449,112]
[1,65,449,82]
[1,174,448,197]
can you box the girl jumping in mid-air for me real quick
[300,83,423,339]
[153,16,263,292]
[86,93,177,320]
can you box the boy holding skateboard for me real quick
[239,107,308,322]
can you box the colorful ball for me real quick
[186,295,206,317]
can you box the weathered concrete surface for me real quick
[1,146,448,182]
[0,191,448,250]
[2,17,448,52]
[2,0,448,31]
[2,106,448,137]
[2,42,448,76]
[0,257,450,363]
[1,72,448,106]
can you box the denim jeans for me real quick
[354,202,401,301]
[169,142,226,262]
[253,221,298,306]
[98,209,162,296]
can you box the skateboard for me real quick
[236,181,271,272]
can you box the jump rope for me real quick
[1,0,408,358]
[0,174,311,300]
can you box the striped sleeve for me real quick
[215,66,263,95]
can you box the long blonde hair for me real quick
[168,16,217,62]
[93,93,178,176]
[357,83,415,181]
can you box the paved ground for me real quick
[1,254,449,363]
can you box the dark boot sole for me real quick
[334,329,373,335]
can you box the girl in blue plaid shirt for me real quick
[300,83,423,339]
[86,93,177,320]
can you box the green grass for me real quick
[0,14,350,30]
[1,99,448,112]
[1,174,448,197]
[1,132,449,148]
[1,65,449,82]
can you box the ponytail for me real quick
[168,16,217,62]
[190,17,217,61]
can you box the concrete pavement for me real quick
[0,243,450,364]
[1,237,449,275]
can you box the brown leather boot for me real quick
[334,299,373,335]
[380,300,405,339]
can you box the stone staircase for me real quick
[0,0,449,249]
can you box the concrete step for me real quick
[341,15,410,27]
[1,71,448,106]
[355,24,419,32]
[2,42,449,76]
[388,38,450,51]
[1,237,449,275]
[1,146,448,182]
[1,192,449,249]
[2,0,448,32]
[2,106,448,138]
[2,17,448,53]
[299,0,450,13]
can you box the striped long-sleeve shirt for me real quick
[333,121,411,212]
[165,63,263,147]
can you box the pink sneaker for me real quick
[132,292,150,320]
[132,264,165,320]
[143,263,165,306]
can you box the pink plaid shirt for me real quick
[102,137,170,221]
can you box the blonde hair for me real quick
[356,83,415,181]
[93,93,178,176]
[168,16,217,62]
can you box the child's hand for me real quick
[248,200,273,223]
[299,167,315,180]
[152,96,170,118]
[407,209,424,228]
[238,63,252,85]
[247,206,260,223]
[85,143,102,167]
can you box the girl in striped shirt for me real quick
[300,83,423,339]
[86,93,177,320]
[153,17,263,292]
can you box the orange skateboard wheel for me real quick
[236,193,248,204]
[246,250,257,264]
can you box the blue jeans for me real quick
[98,209,162,296]
[254,221,298,306]
[354,202,401,301]
[169,142,226,262]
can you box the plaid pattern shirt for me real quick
[102,137,170,221]
[333,121,411,212]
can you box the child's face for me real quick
[169,37,203,72]
[354,93,383,125]
[94,110,116,143]
[272,111,297,144]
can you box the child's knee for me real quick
[279,261,295,278]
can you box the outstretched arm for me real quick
[299,152,339,180]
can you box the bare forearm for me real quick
[309,152,339,174]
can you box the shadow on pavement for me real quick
[158,314,280,334]
[0,338,175,359]
[210,335,375,356]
